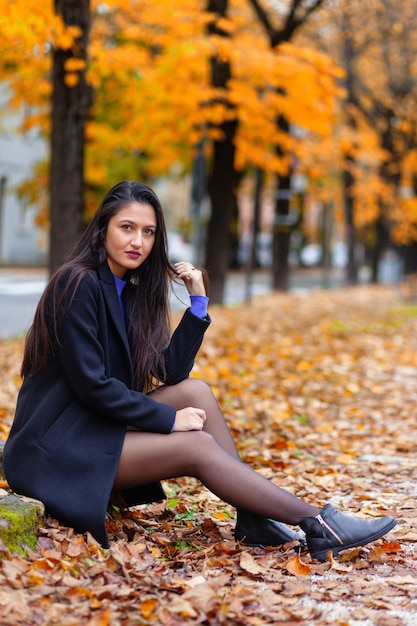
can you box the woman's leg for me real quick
[148,378,306,546]
[149,379,240,459]
[114,429,319,524]
[114,429,397,561]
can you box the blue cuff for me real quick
[190,295,209,319]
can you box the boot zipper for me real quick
[316,514,343,544]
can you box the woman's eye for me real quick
[122,224,132,231]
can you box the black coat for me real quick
[3,261,210,546]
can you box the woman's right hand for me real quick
[172,407,206,431]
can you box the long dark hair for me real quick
[22,181,175,392]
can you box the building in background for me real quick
[0,87,48,266]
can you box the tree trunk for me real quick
[248,0,326,292]
[321,200,333,289]
[371,129,401,283]
[190,139,207,266]
[272,171,292,291]
[206,118,238,303]
[205,0,238,303]
[245,168,263,301]
[371,215,389,283]
[340,26,359,286]
[272,114,291,291]
[50,0,92,273]
[343,161,358,285]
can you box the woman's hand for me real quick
[172,407,206,431]
[174,262,206,296]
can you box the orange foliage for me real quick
[0,0,342,216]
[4,0,417,246]
[302,0,417,243]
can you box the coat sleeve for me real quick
[162,308,211,385]
[54,272,176,433]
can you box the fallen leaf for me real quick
[285,556,312,576]
[239,551,266,575]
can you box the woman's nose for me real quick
[131,232,142,248]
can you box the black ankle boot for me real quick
[235,510,306,549]
[299,504,397,562]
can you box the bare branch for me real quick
[247,0,326,46]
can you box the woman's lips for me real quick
[126,251,140,259]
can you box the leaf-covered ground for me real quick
[0,284,416,625]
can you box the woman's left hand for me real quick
[174,262,206,296]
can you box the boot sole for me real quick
[239,539,308,552]
[311,518,397,562]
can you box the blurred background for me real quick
[1,0,416,304]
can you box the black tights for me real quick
[113,379,320,525]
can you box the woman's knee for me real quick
[153,378,214,409]
[183,430,218,473]
[178,377,212,398]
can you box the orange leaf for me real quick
[285,556,312,576]
[212,511,230,519]
[140,598,158,619]
[64,57,86,72]
[27,572,45,585]
[369,542,402,562]
[64,72,80,87]
[86,608,111,626]
[378,541,402,553]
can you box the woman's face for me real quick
[104,202,157,278]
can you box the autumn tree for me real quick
[205,0,240,304]
[202,0,340,300]
[50,0,92,272]
[245,0,327,291]
[1,0,215,268]
[352,0,417,280]
[0,0,92,272]
[82,0,341,302]
[307,0,417,282]
[1,0,340,290]
[339,26,358,285]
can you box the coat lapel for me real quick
[97,261,132,361]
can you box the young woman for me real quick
[3,181,396,562]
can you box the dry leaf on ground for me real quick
[0,285,416,625]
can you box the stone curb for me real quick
[0,441,45,554]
